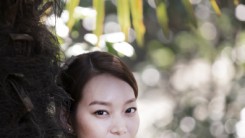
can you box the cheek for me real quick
[127,113,140,136]
[75,111,110,138]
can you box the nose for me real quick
[110,116,127,135]
[110,127,127,135]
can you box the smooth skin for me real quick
[75,74,140,138]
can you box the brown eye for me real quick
[94,110,108,115]
[125,107,137,113]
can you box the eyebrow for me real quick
[89,98,136,106]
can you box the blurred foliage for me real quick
[155,0,169,37]
[65,0,224,46]
[66,0,80,30]
[48,0,245,137]
[93,0,105,46]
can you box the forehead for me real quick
[81,74,135,103]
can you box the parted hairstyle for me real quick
[58,51,138,135]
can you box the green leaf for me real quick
[182,0,197,27]
[106,42,119,56]
[117,0,131,42]
[155,0,169,37]
[210,0,222,16]
[93,0,105,46]
[66,0,80,30]
[130,0,145,46]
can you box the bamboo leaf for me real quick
[210,0,222,16]
[130,0,145,46]
[182,0,197,27]
[155,0,169,37]
[117,0,131,41]
[66,0,80,30]
[93,0,105,46]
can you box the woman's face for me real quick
[75,74,139,138]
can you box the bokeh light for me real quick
[147,0,156,8]
[170,59,211,92]
[236,109,245,138]
[195,4,210,20]
[235,4,245,21]
[210,121,224,137]
[59,1,245,138]
[141,67,160,86]
[113,42,134,57]
[65,43,88,57]
[190,0,201,5]
[200,22,217,41]
[180,116,196,133]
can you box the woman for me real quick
[58,51,140,138]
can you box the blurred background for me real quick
[46,0,245,137]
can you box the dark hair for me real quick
[0,0,70,137]
[58,51,138,133]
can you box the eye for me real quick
[125,107,137,113]
[94,110,109,116]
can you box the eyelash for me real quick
[125,107,137,113]
[94,110,109,116]
[93,107,137,116]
